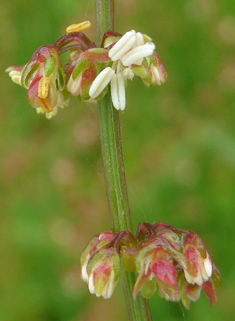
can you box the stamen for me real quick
[109,30,136,61]
[121,43,155,67]
[111,72,125,110]
[135,32,145,64]
[88,274,96,294]
[203,256,213,278]
[67,74,82,96]
[8,70,22,85]
[151,65,161,85]
[38,97,53,113]
[38,77,50,99]
[66,21,91,33]
[45,106,58,119]
[136,32,145,47]
[89,67,115,98]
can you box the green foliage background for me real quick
[1,0,235,320]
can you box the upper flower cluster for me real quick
[88,30,166,110]
[6,22,167,117]
[81,222,221,308]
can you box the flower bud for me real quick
[183,232,213,286]
[81,230,139,298]
[80,230,117,283]
[87,247,121,299]
[133,241,180,301]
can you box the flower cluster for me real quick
[88,30,167,110]
[6,22,167,117]
[81,222,221,308]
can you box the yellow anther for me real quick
[66,21,91,33]
[38,97,53,113]
[38,77,50,99]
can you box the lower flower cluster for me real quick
[81,222,221,309]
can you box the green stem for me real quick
[95,1,153,320]
[98,94,132,232]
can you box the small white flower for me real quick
[89,30,156,111]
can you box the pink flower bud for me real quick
[80,230,117,283]
[87,248,120,299]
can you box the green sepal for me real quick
[112,253,121,281]
[56,66,65,91]
[140,278,157,299]
[72,59,88,80]
[144,55,153,68]
[44,56,57,77]
[80,235,99,267]
[86,249,107,275]
[82,48,110,63]
[135,245,155,272]
[94,272,108,295]
[131,65,148,78]
[21,62,39,88]
[103,35,121,48]
[211,264,221,288]
[122,252,136,273]
[79,63,98,99]
[106,60,113,68]
[143,34,152,43]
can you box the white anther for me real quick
[111,72,126,110]
[89,67,115,98]
[108,30,136,61]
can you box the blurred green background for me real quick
[1,0,235,320]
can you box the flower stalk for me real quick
[95,0,153,320]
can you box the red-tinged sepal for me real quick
[202,280,217,307]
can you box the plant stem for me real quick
[98,94,132,232]
[95,1,153,320]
